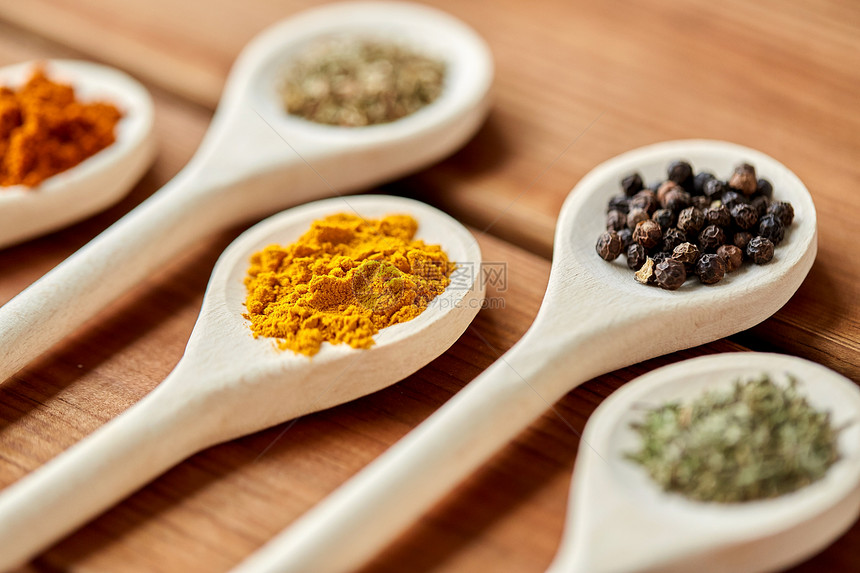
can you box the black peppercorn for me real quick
[600,161,790,290]
[633,219,663,250]
[747,236,775,264]
[733,231,753,251]
[731,203,759,230]
[607,194,630,214]
[672,242,700,265]
[661,227,687,252]
[717,244,743,272]
[698,225,727,251]
[607,210,627,232]
[694,171,715,195]
[596,231,622,261]
[651,251,672,265]
[655,259,687,290]
[668,160,694,190]
[767,201,794,226]
[618,228,633,250]
[729,162,757,195]
[626,243,647,270]
[703,178,725,200]
[622,172,644,196]
[704,205,731,228]
[627,208,649,230]
[663,189,692,212]
[758,213,785,245]
[630,190,658,214]
[751,195,769,217]
[692,195,710,211]
[721,190,746,210]
[677,206,705,234]
[696,253,726,285]
[657,181,680,205]
[652,208,675,230]
[757,178,773,198]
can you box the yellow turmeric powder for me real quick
[0,67,122,188]
[244,213,454,355]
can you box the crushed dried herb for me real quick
[627,375,842,503]
[280,37,445,127]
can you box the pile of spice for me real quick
[595,161,795,289]
[244,213,454,355]
[0,67,122,188]
[280,37,445,127]
[627,376,841,503]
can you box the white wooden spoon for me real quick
[549,352,860,573]
[231,139,818,573]
[0,1,493,382]
[0,194,484,570]
[0,59,156,248]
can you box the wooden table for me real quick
[0,0,857,571]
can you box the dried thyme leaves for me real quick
[280,37,445,126]
[627,376,842,503]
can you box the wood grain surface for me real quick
[0,0,857,571]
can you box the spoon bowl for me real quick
[233,139,818,573]
[0,194,484,569]
[0,59,156,248]
[0,1,493,384]
[554,139,817,357]
[550,352,860,573]
[191,0,495,219]
[184,195,485,435]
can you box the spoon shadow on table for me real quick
[788,527,860,572]
[378,116,518,233]
[30,324,502,571]
[0,224,242,436]
[0,167,164,287]
[352,341,749,573]
[429,114,516,178]
[730,258,857,380]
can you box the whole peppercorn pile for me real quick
[595,161,794,289]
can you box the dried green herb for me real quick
[280,37,445,127]
[627,375,841,503]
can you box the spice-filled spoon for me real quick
[0,194,484,570]
[0,1,492,383]
[232,139,817,573]
[549,352,860,573]
[0,59,155,248]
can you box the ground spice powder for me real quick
[244,213,454,355]
[0,68,122,188]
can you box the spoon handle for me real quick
[0,372,212,570]
[231,327,615,573]
[0,174,228,384]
